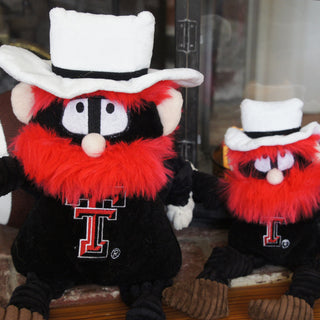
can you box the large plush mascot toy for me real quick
[0,8,203,320]
[164,98,320,320]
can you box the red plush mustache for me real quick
[222,141,320,225]
[12,124,175,204]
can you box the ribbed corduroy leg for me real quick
[1,273,52,320]
[164,246,260,320]
[198,246,263,284]
[248,266,320,320]
[248,295,314,320]
[0,305,44,320]
[163,278,228,320]
[287,266,320,307]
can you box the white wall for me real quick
[246,0,320,113]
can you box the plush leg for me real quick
[163,278,228,320]
[0,305,44,320]
[2,272,67,320]
[163,246,264,320]
[120,279,171,320]
[248,295,313,320]
[249,266,320,320]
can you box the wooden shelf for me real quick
[48,281,320,319]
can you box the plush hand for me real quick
[166,192,194,230]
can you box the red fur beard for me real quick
[222,135,320,225]
[12,123,175,204]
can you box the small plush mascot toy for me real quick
[0,8,203,320]
[164,98,320,320]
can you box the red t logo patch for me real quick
[66,192,126,259]
[263,217,286,247]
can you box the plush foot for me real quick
[163,278,229,320]
[248,294,313,320]
[126,294,165,320]
[0,305,44,320]
[7,273,53,320]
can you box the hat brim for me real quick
[0,45,203,98]
[225,121,320,152]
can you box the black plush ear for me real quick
[157,88,183,136]
[11,82,34,124]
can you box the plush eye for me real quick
[100,99,128,136]
[277,150,294,171]
[62,98,89,134]
[76,102,85,113]
[254,155,271,173]
[106,103,115,114]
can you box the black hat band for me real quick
[52,65,148,81]
[245,127,301,139]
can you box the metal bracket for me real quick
[176,19,198,53]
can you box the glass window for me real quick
[198,0,320,172]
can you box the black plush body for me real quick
[1,154,192,320]
[198,216,320,299]
[198,170,320,296]
[0,8,204,319]
[12,195,181,289]
[228,219,320,269]
[0,82,195,320]
[161,98,320,320]
[164,170,320,320]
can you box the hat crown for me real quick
[241,98,303,133]
[224,98,320,152]
[49,8,155,74]
[0,8,203,98]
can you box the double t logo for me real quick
[263,217,286,247]
[66,191,126,259]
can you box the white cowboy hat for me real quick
[0,8,203,99]
[225,98,320,152]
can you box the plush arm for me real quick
[161,157,194,230]
[192,170,225,210]
[163,157,193,206]
[0,156,26,196]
